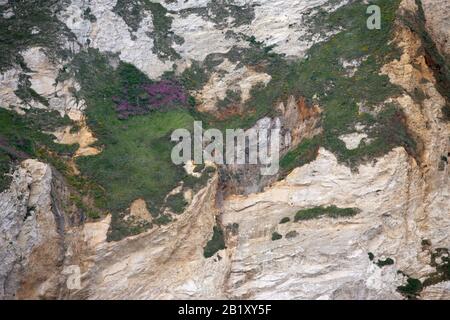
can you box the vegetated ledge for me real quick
[294,205,360,222]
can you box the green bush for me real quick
[166,193,188,214]
[295,206,359,221]
[272,232,282,241]
[203,226,226,258]
[376,258,395,267]
[397,274,423,299]
[279,217,290,224]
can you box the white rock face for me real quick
[22,47,86,120]
[234,0,349,57]
[0,160,61,299]
[164,0,349,58]
[60,0,348,77]
[60,0,173,79]
[422,0,450,59]
[0,47,86,121]
[221,148,422,299]
[196,59,271,113]
[339,132,369,150]
[0,68,22,113]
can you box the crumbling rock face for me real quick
[1,0,449,300]
[0,160,83,299]
[422,0,450,61]
[68,174,224,299]
[220,95,321,196]
[0,47,86,120]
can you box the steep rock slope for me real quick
[62,0,448,300]
[0,0,449,300]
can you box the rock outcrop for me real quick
[0,160,83,299]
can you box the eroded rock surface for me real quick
[0,0,449,300]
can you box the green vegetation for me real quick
[179,0,255,29]
[109,213,152,241]
[154,214,172,226]
[14,73,49,107]
[422,248,450,287]
[204,226,226,258]
[113,0,181,60]
[368,252,375,261]
[0,0,75,72]
[376,257,395,268]
[279,136,322,176]
[397,272,423,299]
[60,49,217,240]
[166,193,188,214]
[189,0,413,171]
[216,89,242,110]
[271,232,282,241]
[56,49,204,239]
[397,248,449,299]
[294,205,359,221]
[279,217,290,224]
[179,61,211,91]
[66,50,192,206]
[0,108,77,192]
[24,109,73,132]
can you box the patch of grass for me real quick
[166,193,188,214]
[59,49,207,239]
[279,136,322,176]
[65,49,193,212]
[376,257,395,267]
[294,205,359,221]
[279,217,290,224]
[271,232,282,241]
[154,214,172,226]
[0,152,12,191]
[204,225,226,258]
[23,109,73,131]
